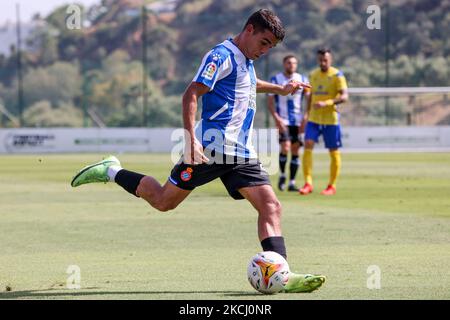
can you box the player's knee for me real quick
[154,200,177,212]
[281,142,290,154]
[273,199,282,217]
[156,203,172,212]
[305,140,315,149]
[291,144,300,155]
[261,198,282,220]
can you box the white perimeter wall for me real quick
[0,127,450,154]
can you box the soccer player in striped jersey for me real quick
[71,9,326,293]
[300,48,349,196]
[268,55,310,192]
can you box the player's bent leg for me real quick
[239,184,283,241]
[239,184,286,255]
[239,184,326,293]
[137,177,191,212]
[71,155,191,212]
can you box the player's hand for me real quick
[281,80,311,96]
[275,117,287,133]
[184,139,209,165]
[313,101,328,109]
[299,119,306,134]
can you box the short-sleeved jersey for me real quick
[269,72,309,126]
[308,66,348,125]
[192,38,257,159]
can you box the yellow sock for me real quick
[303,149,313,185]
[329,150,341,188]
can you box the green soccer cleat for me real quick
[283,273,326,293]
[71,155,121,187]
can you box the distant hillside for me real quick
[0,0,448,127]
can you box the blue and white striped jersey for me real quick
[193,38,257,159]
[269,72,309,126]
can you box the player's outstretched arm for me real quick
[256,78,311,96]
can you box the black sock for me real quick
[114,169,145,197]
[261,236,287,260]
[290,155,299,181]
[279,153,287,175]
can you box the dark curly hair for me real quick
[243,9,285,41]
[317,48,332,55]
[283,54,297,63]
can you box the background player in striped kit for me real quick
[267,55,311,192]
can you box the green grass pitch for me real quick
[0,152,449,300]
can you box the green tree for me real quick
[23,62,82,107]
[23,100,83,127]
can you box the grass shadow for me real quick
[0,288,256,299]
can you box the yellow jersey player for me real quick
[299,48,349,196]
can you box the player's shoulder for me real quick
[271,72,284,83]
[207,41,233,64]
[294,72,308,82]
[330,66,345,78]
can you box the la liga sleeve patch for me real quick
[201,62,217,80]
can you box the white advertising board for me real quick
[0,127,449,154]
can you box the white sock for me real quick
[289,180,295,186]
[107,165,123,182]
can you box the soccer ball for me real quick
[247,251,290,294]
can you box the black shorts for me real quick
[279,125,303,145]
[168,157,271,200]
